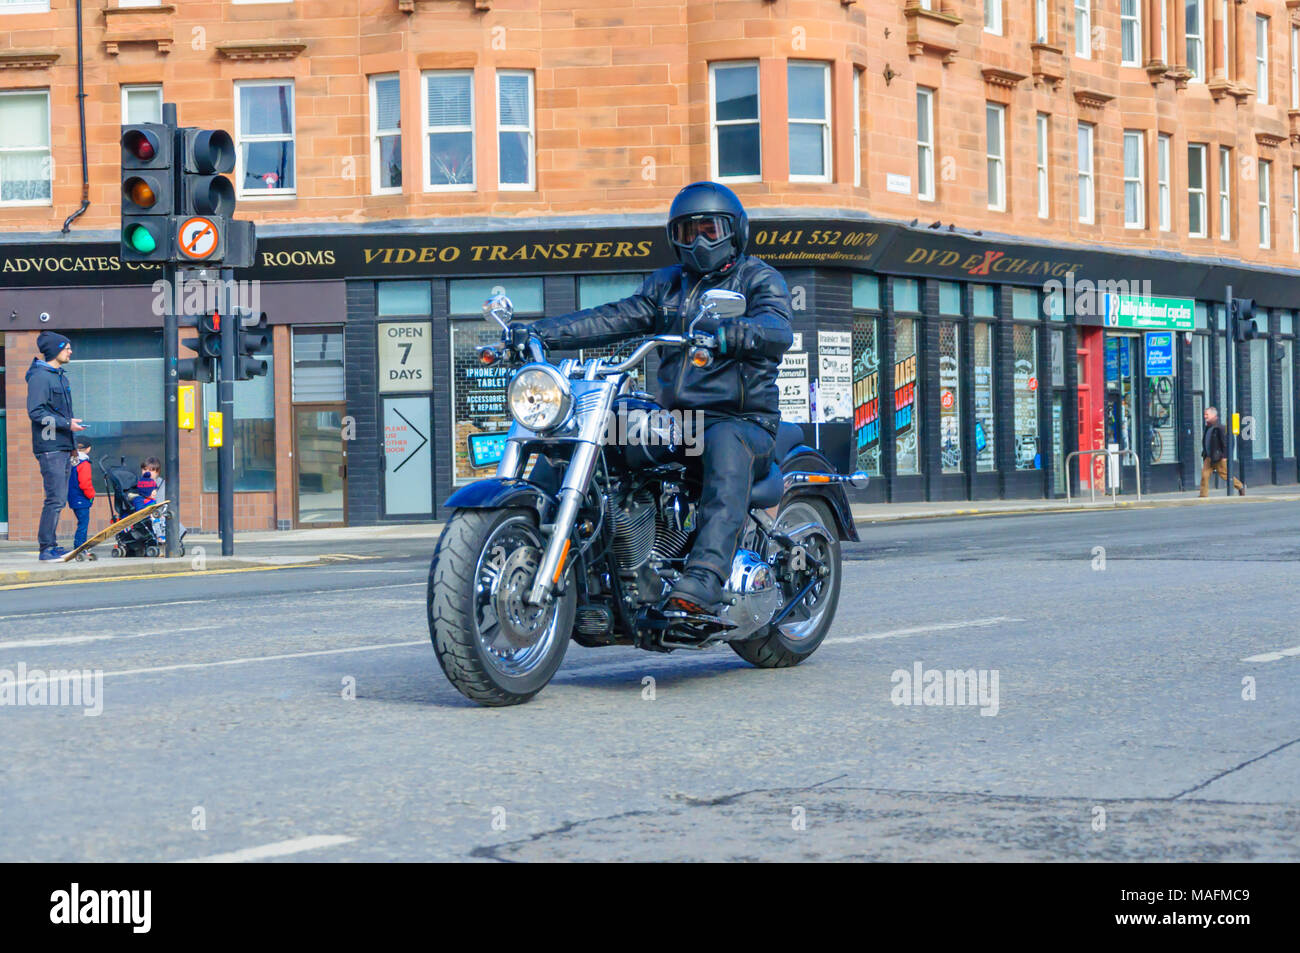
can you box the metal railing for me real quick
[1065,448,1142,504]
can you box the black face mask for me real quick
[675,234,738,277]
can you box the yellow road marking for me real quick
[0,561,321,591]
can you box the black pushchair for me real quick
[97,457,174,558]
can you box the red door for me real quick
[1076,328,1106,490]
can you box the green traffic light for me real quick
[125,224,156,254]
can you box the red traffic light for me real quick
[122,129,158,161]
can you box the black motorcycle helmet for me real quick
[666,181,749,278]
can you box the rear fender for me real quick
[779,451,859,542]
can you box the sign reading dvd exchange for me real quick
[378,322,433,393]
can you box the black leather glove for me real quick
[716,319,759,358]
[506,322,535,352]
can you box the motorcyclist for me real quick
[516,181,794,616]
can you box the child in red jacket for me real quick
[67,440,96,549]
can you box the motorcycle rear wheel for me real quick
[731,497,841,668]
[428,508,575,707]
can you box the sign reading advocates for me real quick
[1105,294,1195,331]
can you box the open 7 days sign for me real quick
[378,322,433,394]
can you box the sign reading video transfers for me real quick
[1104,294,1195,331]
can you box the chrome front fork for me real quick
[525,391,612,606]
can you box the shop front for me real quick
[5,217,1300,536]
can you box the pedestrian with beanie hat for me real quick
[26,330,86,560]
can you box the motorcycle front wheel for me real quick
[731,496,842,668]
[427,508,575,707]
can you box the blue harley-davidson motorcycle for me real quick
[427,290,866,706]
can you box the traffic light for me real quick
[1231,297,1259,342]
[177,311,219,383]
[172,128,237,263]
[177,129,235,216]
[233,309,269,381]
[120,123,173,262]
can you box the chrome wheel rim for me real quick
[772,500,836,642]
[472,516,563,678]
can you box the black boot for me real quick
[665,567,724,615]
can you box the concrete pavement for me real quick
[2,484,1294,587]
[0,500,1295,861]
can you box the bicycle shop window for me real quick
[1012,289,1041,471]
[936,283,962,474]
[1279,311,1295,459]
[203,352,276,492]
[893,279,922,476]
[852,275,882,476]
[971,283,996,471]
[449,278,544,483]
[1146,329,1178,465]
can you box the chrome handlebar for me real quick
[479,331,716,376]
[601,332,719,374]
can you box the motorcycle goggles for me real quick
[670,213,733,246]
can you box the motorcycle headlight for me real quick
[507,364,572,433]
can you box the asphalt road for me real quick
[1,502,1297,861]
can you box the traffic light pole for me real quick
[1225,285,1235,498]
[162,102,180,558]
[218,266,236,557]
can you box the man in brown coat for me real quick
[1200,406,1245,497]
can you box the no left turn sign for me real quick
[178,216,219,260]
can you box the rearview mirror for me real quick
[699,288,746,319]
[689,288,747,335]
[483,293,514,330]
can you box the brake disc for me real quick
[491,546,554,650]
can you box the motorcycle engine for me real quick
[610,488,656,570]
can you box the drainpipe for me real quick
[60,0,90,234]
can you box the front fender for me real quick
[781,451,860,542]
[442,478,557,522]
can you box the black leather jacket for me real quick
[529,255,794,431]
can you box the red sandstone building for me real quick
[2,0,1299,541]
